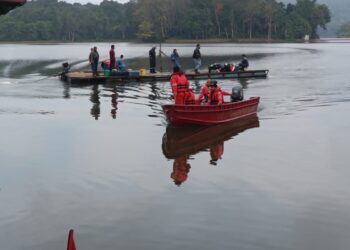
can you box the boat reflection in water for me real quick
[162,114,260,186]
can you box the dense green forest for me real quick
[338,22,350,37]
[280,0,350,37]
[0,0,331,42]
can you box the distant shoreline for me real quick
[0,38,343,45]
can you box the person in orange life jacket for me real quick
[171,156,191,186]
[184,88,196,105]
[209,81,224,105]
[198,79,211,103]
[170,66,190,105]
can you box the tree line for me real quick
[338,22,350,38]
[0,0,331,42]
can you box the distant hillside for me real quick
[0,0,331,42]
[279,0,350,36]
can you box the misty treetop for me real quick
[0,0,331,42]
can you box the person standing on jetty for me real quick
[192,44,202,74]
[171,49,181,69]
[89,48,95,75]
[109,45,116,71]
[92,46,99,77]
[149,46,157,73]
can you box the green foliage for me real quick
[338,22,350,37]
[0,0,331,41]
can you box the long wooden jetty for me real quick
[61,69,269,84]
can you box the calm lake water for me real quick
[1,42,350,250]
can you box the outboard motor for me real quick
[231,86,243,102]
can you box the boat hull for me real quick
[162,97,260,126]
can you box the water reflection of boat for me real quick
[162,114,259,159]
[162,115,259,186]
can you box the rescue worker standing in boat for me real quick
[170,66,190,105]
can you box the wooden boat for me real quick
[162,114,259,159]
[0,0,26,15]
[162,97,260,126]
[61,69,269,84]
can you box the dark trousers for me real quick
[150,58,156,73]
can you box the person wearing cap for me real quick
[149,46,157,73]
[239,54,249,71]
[198,79,211,103]
[192,43,202,74]
[170,66,190,105]
[209,81,224,105]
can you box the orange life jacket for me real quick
[170,72,189,94]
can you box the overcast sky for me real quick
[61,0,129,4]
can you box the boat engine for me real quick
[231,86,243,102]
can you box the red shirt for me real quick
[109,49,116,62]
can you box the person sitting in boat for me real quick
[184,88,196,105]
[117,54,126,72]
[198,79,211,103]
[170,66,190,105]
[209,81,224,105]
[238,54,249,71]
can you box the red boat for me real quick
[162,97,260,126]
